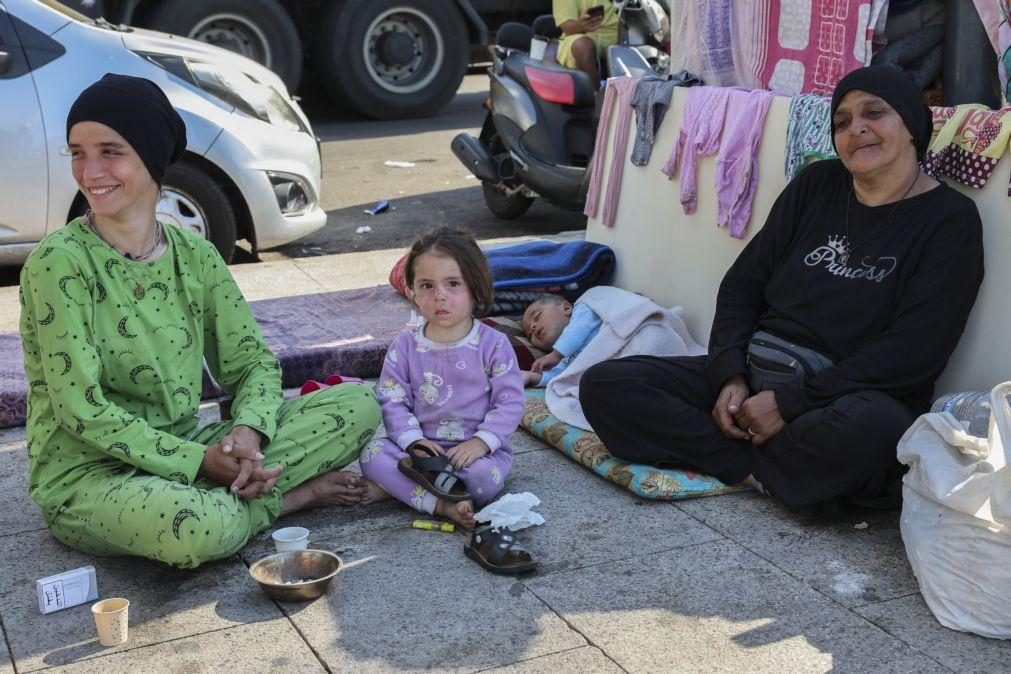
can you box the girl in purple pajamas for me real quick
[360,227,524,528]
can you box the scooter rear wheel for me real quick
[481,181,534,220]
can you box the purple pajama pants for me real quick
[359,438,513,514]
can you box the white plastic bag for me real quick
[896,381,1011,639]
[474,492,545,531]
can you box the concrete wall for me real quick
[585,85,1011,395]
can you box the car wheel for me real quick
[315,0,468,119]
[159,162,238,263]
[146,0,303,92]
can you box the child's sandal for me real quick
[397,445,471,502]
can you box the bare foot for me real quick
[360,479,392,505]
[739,474,765,494]
[435,498,476,529]
[280,470,366,516]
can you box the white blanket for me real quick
[546,286,706,429]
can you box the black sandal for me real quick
[464,526,537,575]
[397,445,471,502]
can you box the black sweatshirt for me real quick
[705,159,984,421]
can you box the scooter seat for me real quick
[504,53,596,108]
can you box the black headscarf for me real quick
[830,65,932,159]
[66,73,187,185]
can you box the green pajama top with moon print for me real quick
[18,219,382,565]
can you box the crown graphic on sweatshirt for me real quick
[827,234,850,254]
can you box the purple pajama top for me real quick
[377,321,524,454]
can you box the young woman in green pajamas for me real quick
[19,74,381,568]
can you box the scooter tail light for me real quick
[523,66,575,105]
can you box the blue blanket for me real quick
[487,240,615,291]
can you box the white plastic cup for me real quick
[272,526,309,552]
[530,36,547,60]
[91,598,130,647]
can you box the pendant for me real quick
[134,282,145,300]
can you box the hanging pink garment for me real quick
[715,88,776,238]
[584,77,641,227]
[661,86,732,214]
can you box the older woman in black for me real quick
[579,66,984,509]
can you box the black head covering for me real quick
[830,65,931,159]
[66,73,187,185]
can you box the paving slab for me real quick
[40,621,325,674]
[276,525,586,672]
[0,620,13,674]
[0,530,283,671]
[509,428,550,455]
[483,646,623,673]
[676,491,917,607]
[0,442,45,536]
[854,593,1011,672]
[0,424,25,449]
[507,447,723,576]
[229,259,325,301]
[525,539,947,673]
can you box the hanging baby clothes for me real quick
[785,93,837,181]
[630,77,677,166]
[921,104,1011,194]
[715,88,776,238]
[584,76,641,227]
[661,86,732,214]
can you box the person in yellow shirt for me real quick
[553,0,618,88]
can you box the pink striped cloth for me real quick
[584,77,641,227]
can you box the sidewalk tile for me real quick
[0,425,25,449]
[854,594,1010,671]
[0,632,12,674]
[483,646,623,673]
[676,492,918,607]
[504,449,723,575]
[524,539,947,673]
[39,621,325,673]
[0,530,283,671]
[276,525,586,672]
[0,443,44,536]
[230,260,324,301]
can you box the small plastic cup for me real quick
[91,598,130,647]
[272,526,309,552]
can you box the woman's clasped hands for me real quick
[198,425,283,500]
[711,375,785,445]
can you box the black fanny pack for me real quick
[746,330,834,392]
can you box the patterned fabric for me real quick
[1001,1,1011,104]
[921,105,1011,192]
[670,0,888,96]
[521,388,744,500]
[785,93,838,180]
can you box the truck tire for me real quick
[315,0,469,119]
[160,162,238,263]
[146,0,303,92]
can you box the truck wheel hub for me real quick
[375,30,416,67]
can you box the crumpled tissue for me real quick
[474,492,545,531]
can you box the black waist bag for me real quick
[746,330,834,392]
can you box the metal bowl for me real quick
[248,549,344,602]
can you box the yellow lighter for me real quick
[412,519,455,533]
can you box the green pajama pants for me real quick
[46,384,380,568]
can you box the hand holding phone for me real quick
[587,5,605,18]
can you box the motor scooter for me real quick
[452,0,670,219]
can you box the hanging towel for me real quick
[921,104,1011,192]
[785,93,837,181]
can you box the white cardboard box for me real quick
[36,566,98,614]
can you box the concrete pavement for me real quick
[0,239,1007,673]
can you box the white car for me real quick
[0,0,327,264]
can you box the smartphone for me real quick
[587,5,605,18]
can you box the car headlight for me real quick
[138,53,307,133]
